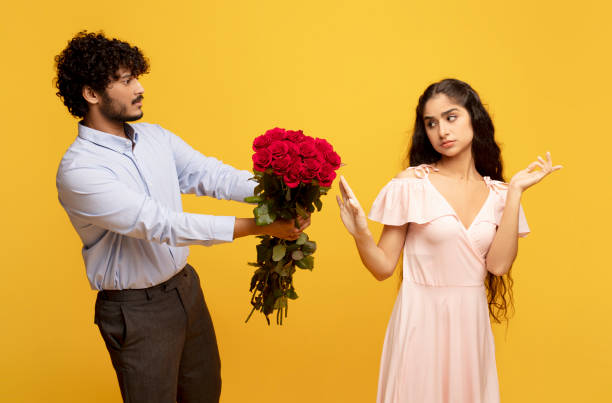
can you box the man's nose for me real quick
[134,79,145,94]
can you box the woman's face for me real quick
[422,93,473,158]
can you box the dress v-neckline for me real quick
[424,174,492,232]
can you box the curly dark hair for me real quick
[54,31,150,118]
[405,78,514,323]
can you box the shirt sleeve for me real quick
[161,125,256,202]
[57,165,236,246]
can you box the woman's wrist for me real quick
[506,184,523,203]
[353,228,373,243]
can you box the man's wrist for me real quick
[234,217,261,239]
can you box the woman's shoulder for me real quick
[393,164,438,180]
[483,176,510,192]
[394,168,419,180]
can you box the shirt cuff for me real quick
[211,215,236,242]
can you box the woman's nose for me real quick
[438,120,450,137]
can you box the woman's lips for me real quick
[441,140,456,148]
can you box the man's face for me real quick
[99,67,145,122]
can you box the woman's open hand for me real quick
[336,175,370,238]
[509,151,563,192]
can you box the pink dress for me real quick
[368,164,530,403]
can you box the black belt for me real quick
[99,263,193,302]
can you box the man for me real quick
[54,31,309,403]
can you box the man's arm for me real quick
[163,125,255,202]
[233,217,310,241]
[58,165,308,246]
[58,165,238,246]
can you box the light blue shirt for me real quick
[57,122,256,290]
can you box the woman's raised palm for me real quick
[336,176,369,237]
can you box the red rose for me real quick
[252,149,272,171]
[324,150,341,169]
[286,130,306,143]
[314,138,333,154]
[300,158,321,183]
[268,141,289,158]
[299,168,314,183]
[265,127,287,141]
[314,150,326,164]
[299,162,316,182]
[318,163,337,186]
[271,154,293,175]
[285,141,300,159]
[299,140,318,159]
[283,164,302,188]
[253,134,272,151]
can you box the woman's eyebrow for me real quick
[441,108,459,116]
[424,108,458,120]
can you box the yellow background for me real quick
[1,0,610,402]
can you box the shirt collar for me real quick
[78,122,139,154]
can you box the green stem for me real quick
[245,305,256,323]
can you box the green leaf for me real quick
[319,186,330,194]
[296,233,308,245]
[249,274,258,291]
[255,213,275,226]
[302,240,317,254]
[263,292,276,315]
[291,250,304,260]
[279,209,293,220]
[274,296,288,309]
[314,198,322,211]
[244,196,263,203]
[272,260,284,273]
[303,255,314,269]
[285,187,292,201]
[295,255,314,270]
[295,204,309,219]
[256,243,269,263]
[277,261,293,277]
[286,243,300,253]
[254,203,268,217]
[287,288,299,299]
[272,244,287,261]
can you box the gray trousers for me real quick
[94,264,221,403]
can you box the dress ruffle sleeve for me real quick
[483,178,530,237]
[368,178,451,226]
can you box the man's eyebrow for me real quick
[119,72,132,78]
[424,108,459,120]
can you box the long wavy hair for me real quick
[404,78,513,323]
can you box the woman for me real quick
[337,78,562,403]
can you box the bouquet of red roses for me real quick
[244,127,341,325]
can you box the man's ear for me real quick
[82,85,100,105]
